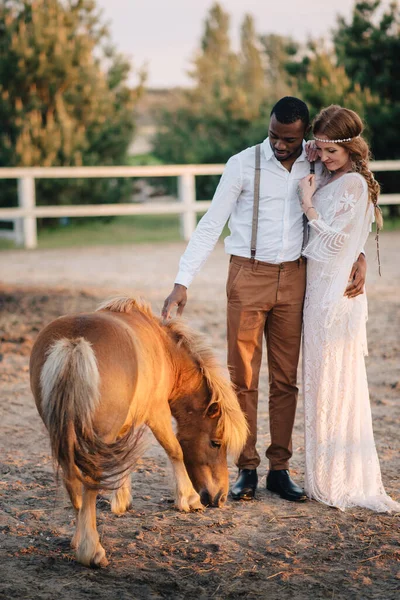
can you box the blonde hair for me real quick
[313,105,383,230]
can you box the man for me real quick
[162,97,366,503]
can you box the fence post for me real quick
[178,172,196,241]
[18,176,37,249]
[14,218,24,245]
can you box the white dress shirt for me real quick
[175,138,321,288]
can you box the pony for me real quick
[29,297,248,567]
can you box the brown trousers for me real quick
[227,255,306,471]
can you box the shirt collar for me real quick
[261,138,307,163]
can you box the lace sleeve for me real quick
[303,174,373,330]
[303,174,367,262]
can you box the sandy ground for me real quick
[0,232,399,599]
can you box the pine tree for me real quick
[153,3,269,199]
[287,42,378,121]
[333,0,400,160]
[0,0,145,208]
[334,0,400,103]
[260,33,299,101]
[240,14,267,118]
[188,2,241,116]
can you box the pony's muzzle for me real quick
[200,489,227,508]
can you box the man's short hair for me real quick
[270,97,309,127]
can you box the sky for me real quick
[95,0,386,88]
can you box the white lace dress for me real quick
[302,172,400,512]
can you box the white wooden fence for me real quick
[0,161,399,249]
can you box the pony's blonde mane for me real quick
[96,296,154,319]
[96,296,248,459]
[165,320,248,459]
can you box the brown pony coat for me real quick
[30,297,248,567]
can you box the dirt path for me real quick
[1,233,399,599]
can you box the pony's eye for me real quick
[210,440,222,449]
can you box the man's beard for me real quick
[271,144,302,162]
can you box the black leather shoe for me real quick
[266,470,307,502]
[230,469,258,500]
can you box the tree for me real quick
[286,42,378,122]
[153,3,270,199]
[333,0,400,212]
[188,3,241,115]
[332,0,400,160]
[260,33,299,101]
[240,14,267,117]
[154,0,400,210]
[334,1,400,105]
[0,0,145,208]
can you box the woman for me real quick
[298,105,399,512]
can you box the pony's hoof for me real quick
[76,543,108,568]
[189,497,204,511]
[111,500,132,515]
[90,556,109,569]
[111,490,133,515]
[90,546,108,568]
[176,499,190,512]
[176,493,203,512]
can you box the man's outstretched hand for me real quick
[162,284,188,319]
[345,254,367,298]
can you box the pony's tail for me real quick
[40,337,145,490]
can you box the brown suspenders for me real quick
[250,144,261,261]
[250,143,307,259]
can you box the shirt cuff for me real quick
[175,271,193,288]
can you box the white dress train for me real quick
[302,172,400,512]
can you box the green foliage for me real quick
[153,0,400,210]
[153,3,270,198]
[126,153,164,167]
[0,210,232,250]
[35,214,182,248]
[286,42,379,124]
[331,0,400,215]
[0,0,145,208]
[333,0,400,160]
[334,1,400,103]
[260,33,299,101]
[240,15,268,114]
